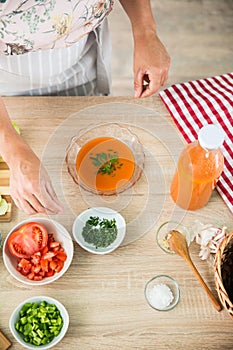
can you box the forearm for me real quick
[118,0,156,39]
[119,0,170,97]
[0,97,29,165]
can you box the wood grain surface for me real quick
[0,96,232,350]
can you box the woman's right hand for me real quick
[8,145,63,215]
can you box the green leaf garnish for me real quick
[90,150,123,176]
[82,216,118,248]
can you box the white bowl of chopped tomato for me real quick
[9,295,69,349]
[3,217,73,285]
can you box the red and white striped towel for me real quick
[159,73,233,214]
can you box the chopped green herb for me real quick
[82,216,118,249]
[90,150,123,176]
[15,300,63,346]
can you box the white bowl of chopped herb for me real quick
[9,295,69,349]
[72,207,126,254]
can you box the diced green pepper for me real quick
[36,329,44,338]
[23,323,32,335]
[15,300,64,346]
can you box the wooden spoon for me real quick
[168,230,222,312]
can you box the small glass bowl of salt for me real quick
[144,275,180,311]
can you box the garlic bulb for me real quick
[194,224,228,260]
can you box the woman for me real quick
[0,0,170,215]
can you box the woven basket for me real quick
[214,231,233,320]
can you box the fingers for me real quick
[11,183,63,216]
[24,195,48,214]
[136,68,169,99]
[13,196,38,216]
[134,70,144,98]
[140,77,161,98]
[39,186,64,214]
[133,28,171,99]
[29,186,63,215]
[161,71,168,86]
[160,69,169,87]
[8,147,64,215]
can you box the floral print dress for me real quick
[0,0,114,95]
[0,0,114,54]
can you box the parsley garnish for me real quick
[82,216,118,249]
[90,150,123,176]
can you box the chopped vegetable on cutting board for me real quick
[0,161,12,222]
[0,195,9,216]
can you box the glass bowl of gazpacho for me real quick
[66,123,145,195]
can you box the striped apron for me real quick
[0,18,111,96]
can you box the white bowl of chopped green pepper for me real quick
[9,295,69,349]
[72,207,126,254]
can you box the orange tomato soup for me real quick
[76,137,135,192]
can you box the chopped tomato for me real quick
[56,251,67,261]
[27,272,35,280]
[13,230,67,282]
[41,246,49,255]
[40,259,49,272]
[49,241,60,249]
[43,251,56,260]
[33,275,43,281]
[8,222,48,259]
[39,270,46,277]
[18,258,30,269]
[49,260,58,271]
[31,252,41,265]
[17,258,32,275]
[55,260,64,273]
[32,265,41,274]
[45,270,55,277]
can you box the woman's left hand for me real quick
[133,31,170,98]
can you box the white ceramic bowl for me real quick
[3,217,73,286]
[9,295,69,349]
[72,207,126,254]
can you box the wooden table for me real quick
[1,96,232,350]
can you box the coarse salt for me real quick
[148,283,174,309]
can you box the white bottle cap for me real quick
[198,124,225,149]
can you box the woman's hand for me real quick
[8,145,63,215]
[133,30,170,98]
[0,97,63,215]
[118,0,170,98]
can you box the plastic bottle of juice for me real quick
[170,124,225,210]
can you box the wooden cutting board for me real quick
[0,330,11,350]
[0,160,12,222]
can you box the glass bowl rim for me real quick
[144,274,180,311]
[65,122,145,196]
[156,220,191,254]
